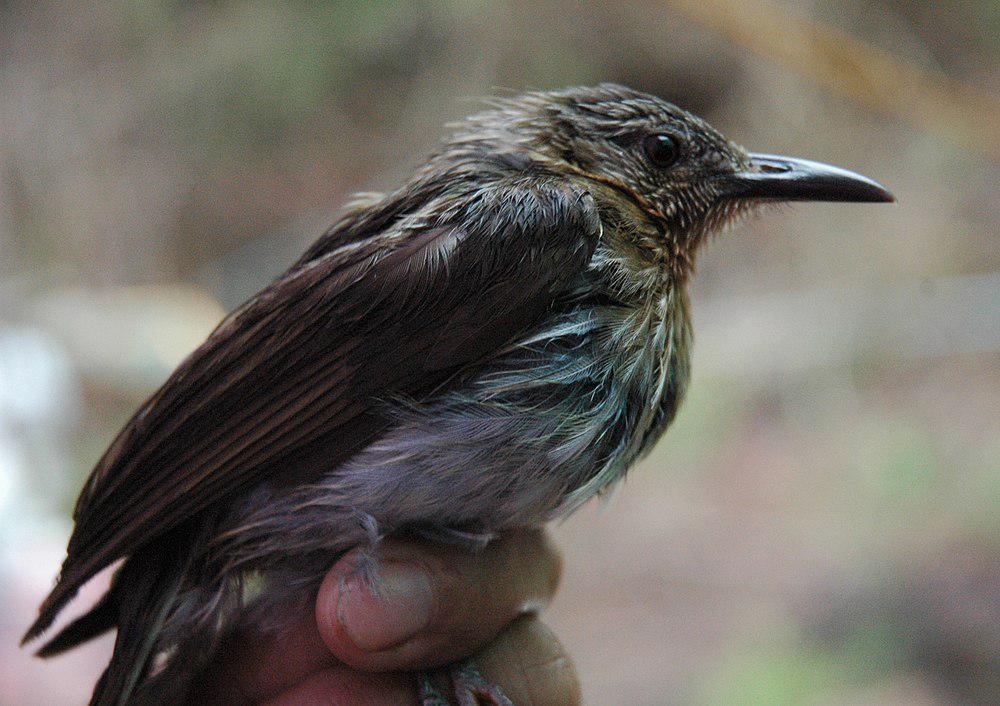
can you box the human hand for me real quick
[191,529,578,705]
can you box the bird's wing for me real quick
[29,178,599,638]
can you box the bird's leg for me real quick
[450,659,513,706]
[409,526,510,705]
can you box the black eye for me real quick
[642,133,680,168]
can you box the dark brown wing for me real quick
[27,178,599,640]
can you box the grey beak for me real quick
[729,153,894,203]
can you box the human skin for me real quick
[188,529,579,705]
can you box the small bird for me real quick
[24,84,892,705]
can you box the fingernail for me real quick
[337,563,434,652]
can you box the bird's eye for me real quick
[642,133,681,168]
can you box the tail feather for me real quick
[90,563,183,705]
[22,563,92,645]
[36,584,119,658]
[88,527,195,706]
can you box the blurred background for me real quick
[1,1,997,703]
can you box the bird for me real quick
[23,83,893,705]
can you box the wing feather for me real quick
[27,178,599,640]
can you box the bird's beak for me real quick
[727,153,894,203]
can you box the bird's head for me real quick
[450,84,892,275]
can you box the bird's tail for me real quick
[31,524,205,706]
[23,557,105,648]
[89,538,190,706]
[35,581,120,658]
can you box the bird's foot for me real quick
[451,659,513,706]
[417,671,451,706]
[417,660,512,706]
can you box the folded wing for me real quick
[26,179,600,640]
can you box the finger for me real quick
[476,616,580,706]
[316,528,562,671]
[190,612,336,704]
[261,666,413,706]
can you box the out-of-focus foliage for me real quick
[1,1,996,704]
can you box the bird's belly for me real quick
[215,301,691,565]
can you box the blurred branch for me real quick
[669,0,1000,160]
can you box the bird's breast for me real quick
[554,282,692,511]
[608,287,691,457]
